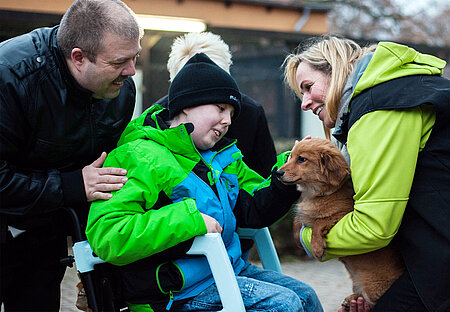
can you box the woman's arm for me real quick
[301,105,435,260]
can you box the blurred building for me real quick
[0,0,332,139]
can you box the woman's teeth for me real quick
[316,105,324,115]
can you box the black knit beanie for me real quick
[168,53,241,119]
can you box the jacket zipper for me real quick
[165,291,174,310]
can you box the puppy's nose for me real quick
[276,170,285,177]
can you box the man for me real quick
[0,0,143,310]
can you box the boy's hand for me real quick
[201,213,223,233]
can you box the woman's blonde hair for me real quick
[167,32,232,82]
[284,35,376,137]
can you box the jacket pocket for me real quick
[156,262,185,294]
[120,257,184,305]
[33,138,75,165]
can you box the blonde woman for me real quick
[284,35,449,312]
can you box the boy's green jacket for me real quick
[85,106,300,309]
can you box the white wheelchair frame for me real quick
[73,227,281,312]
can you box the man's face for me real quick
[79,32,141,99]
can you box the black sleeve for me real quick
[233,170,300,228]
[226,94,277,177]
[0,87,66,216]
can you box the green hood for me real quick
[117,105,198,158]
[353,42,446,98]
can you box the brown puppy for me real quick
[276,138,404,310]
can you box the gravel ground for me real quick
[60,249,352,312]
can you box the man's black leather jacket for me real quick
[0,26,135,231]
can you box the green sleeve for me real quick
[86,145,207,266]
[301,105,435,260]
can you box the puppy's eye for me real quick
[297,156,307,163]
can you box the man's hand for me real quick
[201,213,223,233]
[338,297,370,312]
[82,152,128,201]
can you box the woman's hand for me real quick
[338,297,370,312]
[301,135,312,141]
[201,213,223,233]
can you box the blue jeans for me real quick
[177,262,323,312]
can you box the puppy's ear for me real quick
[320,151,350,187]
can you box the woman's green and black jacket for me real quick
[85,106,299,310]
[300,42,449,311]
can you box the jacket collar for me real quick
[332,53,373,145]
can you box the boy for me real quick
[86,53,323,312]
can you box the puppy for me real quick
[276,138,404,310]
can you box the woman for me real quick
[86,52,323,312]
[284,36,449,311]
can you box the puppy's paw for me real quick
[311,239,327,260]
[341,294,361,311]
[293,223,303,248]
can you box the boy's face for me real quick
[182,103,234,150]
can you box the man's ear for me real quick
[70,48,85,71]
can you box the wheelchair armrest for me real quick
[72,240,106,274]
[187,233,245,312]
[237,227,282,273]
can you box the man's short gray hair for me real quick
[57,0,143,62]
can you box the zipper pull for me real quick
[207,171,215,186]
[166,291,174,311]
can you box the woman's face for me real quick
[182,103,234,150]
[296,62,334,128]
